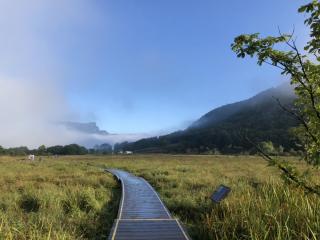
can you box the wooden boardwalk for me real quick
[106,169,190,240]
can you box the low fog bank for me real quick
[0,78,149,149]
[71,132,153,148]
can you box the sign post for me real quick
[211,185,231,203]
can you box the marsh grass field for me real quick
[0,155,319,240]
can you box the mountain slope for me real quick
[116,83,300,154]
[190,82,295,129]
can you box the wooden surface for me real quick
[106,169,190,240]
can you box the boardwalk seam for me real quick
[175,219,190,240]
[119,218,177,221]
[118,174,125,219]
[111,219,119,240]
[108,169,125,240]
[141,177,172,218]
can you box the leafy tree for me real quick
[0,146,5,155]
[259,141,275,155]
[37,145,47,155]
[47,145,64,155]
[231,1,320,195]
[46,144,88,155]
[7,146,29,156]
[62,144,88,155]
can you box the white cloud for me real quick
[0,77,149,148]
[76,133,153,148]
[0,1,148,148]
[0,0,103,81]
[0,77,71,148]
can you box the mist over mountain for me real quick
[57,121,150,148]
[190,82,295,129]
[115,83,299,154]
[61,122,109,135]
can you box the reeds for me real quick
[0,155,319,239]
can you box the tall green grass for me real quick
[0,155,319,239]
[0,156,120,239]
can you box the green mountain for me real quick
[115,83,300,154]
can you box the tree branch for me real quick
[291,41,320,121]
[274,97,318,144]
[244,136,320,195]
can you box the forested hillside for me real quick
[115,83,300,154]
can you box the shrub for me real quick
[20,194,40,213]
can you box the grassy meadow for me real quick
[0,154,319,240]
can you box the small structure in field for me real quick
[125,151,133,155]
[211,185,231,203]
[28,155,35,161]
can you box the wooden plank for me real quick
[106,169,191,240]
[114,220,188,240]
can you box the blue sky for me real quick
[0,1,310,138]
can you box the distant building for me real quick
[125,151,133,155]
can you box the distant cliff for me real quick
[61,121,109,135]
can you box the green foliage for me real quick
[37,145,47,155]
[232,2,320,165]
[259,141,275,155]
[46,145,64,155]
[298,0,320,55]
[0,146,5,155]
[231,0,320,194]
[19,194,40,213]
[232,34,294,68]
[6,146,29,156]
[61,144,88,155]
[0,144,89,156]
